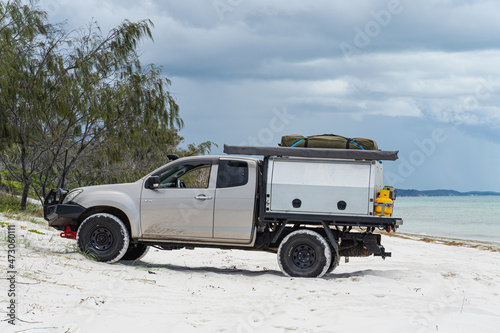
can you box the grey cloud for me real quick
[37,0,500,190]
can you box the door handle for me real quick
[195,195,213,200]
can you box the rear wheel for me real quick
[77,213,130,263]
[121,243,149,261]
[277,229,332,278]
[327,246,340,274]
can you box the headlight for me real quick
[63,189,83,204]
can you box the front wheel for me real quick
[77,213,130,263]
[277,229,332,278]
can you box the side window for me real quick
[180,165,211,188]
[217,160,248,188]
[158,163,211,188]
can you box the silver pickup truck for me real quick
[44,145,403,278]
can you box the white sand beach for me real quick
[1,213,499,333]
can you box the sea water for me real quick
[393,196,500,244]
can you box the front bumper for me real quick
[44,203,86,229]
[43,188,85,229]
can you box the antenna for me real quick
[60,150,68,189]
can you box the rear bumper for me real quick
[342,232,392,258]
[44,203,85,229]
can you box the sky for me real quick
[40,0,500,192]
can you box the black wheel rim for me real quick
[90,227,114,251]
[291,244,317,269]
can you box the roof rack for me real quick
[223,144,399,161]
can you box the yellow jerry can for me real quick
[375,190,393,216]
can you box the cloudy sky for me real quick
[41,0,500,191]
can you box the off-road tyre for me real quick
[277,229,332,278]
[121,243,149,261]
[326,246,340,274]
[77,213,130,263]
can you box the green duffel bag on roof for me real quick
[280,134,378,150]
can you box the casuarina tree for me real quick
[0,0,208,209]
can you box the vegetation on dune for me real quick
[0,191,43,217]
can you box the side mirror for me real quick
[145,176,160,190]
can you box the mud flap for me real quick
[321,221,339,261]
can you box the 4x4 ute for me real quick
[44,145,403,278]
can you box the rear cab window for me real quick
[217,160,248,188]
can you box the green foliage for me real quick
[0,0,47,149]
[0,191,43,216]
[0,168,22,194]
[0,0,215,207]
[0,168,38,197]
[73,129,216,185]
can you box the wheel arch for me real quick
[78,206,133,240]
[272,224,337,247]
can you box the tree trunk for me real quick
[20,181,30,210]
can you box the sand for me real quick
[1,213,499,333]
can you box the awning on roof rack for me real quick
[223,144,399,161]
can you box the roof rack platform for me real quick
[223,144,399,161]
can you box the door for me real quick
[213,159,257,241]
[140,160,217,239]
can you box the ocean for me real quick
[393,196,500,244]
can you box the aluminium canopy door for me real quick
[267,157,382,216]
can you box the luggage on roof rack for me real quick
[280,134,378,150]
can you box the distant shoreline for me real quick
[383,231,500,252]
[396,189,500,197]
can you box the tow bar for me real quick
[60,225,77,239]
